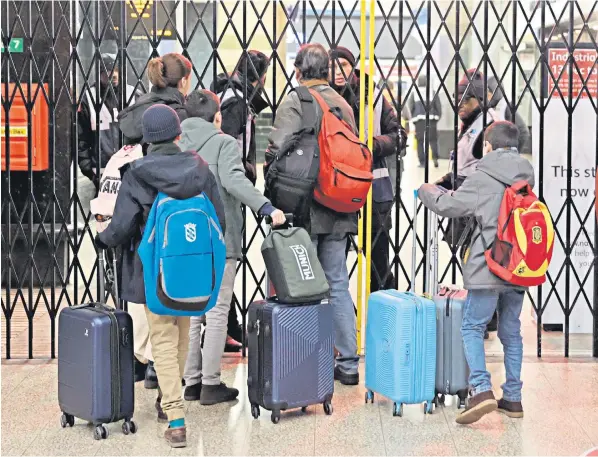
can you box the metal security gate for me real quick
[1,0,597,359]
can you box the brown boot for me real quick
[455,390,498,425]
[164,426,187,448]
[497,398,524,418]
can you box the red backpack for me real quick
[309,90,373,213]
[483,181,554,287]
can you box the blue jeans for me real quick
[462,289,525,401]
[312,233,359,374]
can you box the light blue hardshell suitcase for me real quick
[365,290,437,416]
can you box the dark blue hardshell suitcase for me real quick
[57,250,136,440]
[247,299,334,423]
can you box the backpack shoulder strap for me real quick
[293,86,317,131]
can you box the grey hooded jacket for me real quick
[179,117,270,259]
[98,142,225,303]
[418,148,535,290]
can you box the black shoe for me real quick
[199,383,239,405]
[184,382,202,401]
[134,359,148,383]
[145,361,159,390]
[418,163,425,168]
[334,366,359,386]
[434,160,439,168]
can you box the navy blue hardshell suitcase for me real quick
[247,299,334,423]
[58,250,136,440]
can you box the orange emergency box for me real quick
[1,83,49,171]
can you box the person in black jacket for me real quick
[77,54,139,190]
[210,50,270,351]
[210,50,270,185]
[116,52,192,388]
[487,77,531,155]
[96,104,225,448]
[329,46,408,292]
[119,53,192,148]
[403,74,442,168]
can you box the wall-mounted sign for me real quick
[547,47,598,98]
[1,38,24,53]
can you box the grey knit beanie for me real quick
[142,104,181,144]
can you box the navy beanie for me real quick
[142,104,181,144]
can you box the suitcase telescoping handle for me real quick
[98,248,121,310]
[412,190,439,296]
[426,208,439,297]
[411,190,418,291]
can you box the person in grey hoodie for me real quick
[96,104,225,448]
[179,89,285,406]
[418,121,533,425]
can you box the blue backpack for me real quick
[138,192,226,316]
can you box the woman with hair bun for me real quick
[115,52,192,402]
[119,53,192,147]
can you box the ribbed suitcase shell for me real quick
[434,287,469,405]
[365,290,436,415]
[247,300,334,421]
[58,304,134,425]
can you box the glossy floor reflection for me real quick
[2,356,597,456]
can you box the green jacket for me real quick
[179,118,270,259]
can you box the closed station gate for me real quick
[1,0,597,359]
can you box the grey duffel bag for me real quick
[261,217,329,304]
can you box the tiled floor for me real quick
[2,355,598,456]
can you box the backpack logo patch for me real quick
[184,223,197,243]
[289,245,315,281]
[532,225,542,244]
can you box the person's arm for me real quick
[514,112,531,155]
[202,170,227,236]
[98,172,143,247]
[77,103,97,185]
[418,174,479,219]
[433,92,442,119]
[265,93,302,171]
[218,137,270,214]
[372,97,402,160]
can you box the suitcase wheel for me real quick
[251,404,260,419]
[392,402,403,417]
[323,401,333,416]
[60,413,74,428]
[271,411,280,424]
[439,394,446,406]
[424,402,434,415]
[365,391,375,404]
[93,425,108,440]
[301,406,308,413]
[122,420,137,435]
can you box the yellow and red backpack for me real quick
[483,181,554,287]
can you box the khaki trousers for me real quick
[128,302,153,364]
[144,308,190,421]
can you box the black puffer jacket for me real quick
[77,83,138,184]
[98,142,225,303]
[119,86,188,147]
[211,73,268,184]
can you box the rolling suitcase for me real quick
[247,299,334,424]
[426,208,470,409]
[434,286,469,409]
[58,249,136,440]
[365,192,436,416]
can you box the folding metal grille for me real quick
[1,1,597,359]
